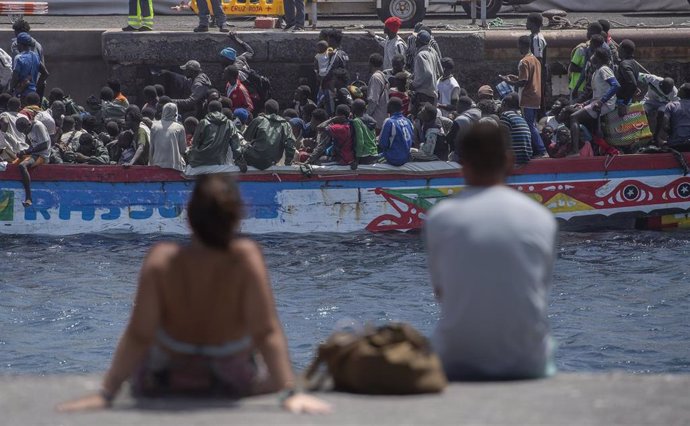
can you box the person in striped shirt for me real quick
[499,93,532,165]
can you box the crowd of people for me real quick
[1,16,690,207]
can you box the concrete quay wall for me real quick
[102,28,690,107]
[1,373,688,425]
[1,28,690,106]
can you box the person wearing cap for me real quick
[410,30,443,115]
[10,33,47,99]
[405,24,442,72]
[122,0,154,32]
[224,65,254,113]
[437,58,461,118]
[233,108,251,132]
[282,0,305,31]
[194,0,228,33]
[220,32,255,83]
[171,60,212,119]
[367,17,407,71]
[478,85,502,112]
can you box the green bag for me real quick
[305,323,447,395]
[603,102,653,147]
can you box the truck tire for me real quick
[377,0,426,29]
[461,0,503,19]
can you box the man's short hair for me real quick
[441,57,455,70]
[587,22,603,36]
[283,108,298,119]
[661,78,676,95]
[49,88,65,102]
[16,116,31,132]
[619,39,635,56]
[154,84,165,97]
[7,97,21,112]
[224,65,240,79]
[518,35,531,48]
[335,104,351,117]
[207,100,223,113]
[598,19,611,33]
[107,79,122,94]
[100,86,115,102]
[24,92,40,107]
[460,122,512,174]
[387,97,403,114]
[502,92,520,110]
[526,13,543,29]
[369,53,384,68]
[143,85,157,101]
[297,85,311,97]
[592,47,609,64]
[477,99,498,116]
[589,34,605,49]
[456,96,474,113]
[12,19,30,35]
[311,108,329,122]
[351,98,366,115]
[420,103,437,120]
[391,54,406,68]
[264,99,280,115]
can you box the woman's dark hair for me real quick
[188,174,243,249]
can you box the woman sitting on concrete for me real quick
[58,174,331,414]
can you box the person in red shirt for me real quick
[389,72,410,117]
[223,65,254,113]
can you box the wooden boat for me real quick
[1,154,690,235]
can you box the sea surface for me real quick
[1,231,689,375]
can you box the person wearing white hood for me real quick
[149,103,187,171]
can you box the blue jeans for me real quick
[522,107,546,156]
[197,0,226,28]
[283,0,305,27]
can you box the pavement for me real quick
[1,373,689,425]
[6,11,690,32]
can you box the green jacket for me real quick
[62,138,110,165]
[243,113,296,166]
[352,115,379,158]
[188,111,241,168]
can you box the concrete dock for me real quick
[1,373,689,425]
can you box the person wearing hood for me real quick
[238,99,296,171]
[411,30,443,114]
[367,17,407,71]
[448,96,481,162]
[172,60,212,119]
[149,103,187,171]
[188,100,243,168]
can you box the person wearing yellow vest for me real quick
[122,0,154,32]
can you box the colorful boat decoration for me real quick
[1,153,690,235]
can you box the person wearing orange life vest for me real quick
[122,0,154,32]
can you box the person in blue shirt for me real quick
[378,97,413,166]
[11,33,46,99]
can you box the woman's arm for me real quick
[57,247,164,411]
[240,240,331,414]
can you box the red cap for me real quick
[385,17,402,33]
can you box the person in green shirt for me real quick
[238,100,296,171]
[351,99,379,165]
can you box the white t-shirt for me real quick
[531,33,547,60]
[424,185,557,380]
[592,65,617,110]
[437,76,460,117]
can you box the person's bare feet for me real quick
[56,393,110,412]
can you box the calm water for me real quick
[1,231,689,375]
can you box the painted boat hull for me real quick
[1,154,690,235]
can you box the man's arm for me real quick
[230,33,255,60]
[378,119,392,152]
[86,145,111,165]
[173,81,206,111]
[282,123,296,166]
[366,75,383,116]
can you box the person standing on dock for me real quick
[425,122,557,381]
[122,0,154,32]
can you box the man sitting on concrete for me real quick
[188,100,241,168]
[238,100,295,171]
[425,121,557,381]
[662,83,690,151]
